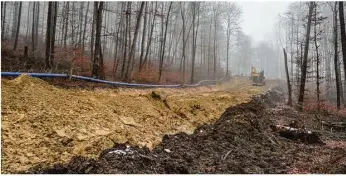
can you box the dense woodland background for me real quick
[1,1,346,111]
[275,2,346,111]
[1,1,282,83]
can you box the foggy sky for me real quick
[237,1,291,45]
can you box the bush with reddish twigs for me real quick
[131,62,190,84]
[304,99,346,116]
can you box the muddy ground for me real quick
[1,75,274,173]
[25,87,346,174]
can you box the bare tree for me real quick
[283,48,292,106]
[213,4,219,80]
[313,2,319,110]
[158,2,173,83]
[25,2,31,45]
[113,3,125,79]
[142,2,158,70]
[90,2,97,61]
[298,2,314,111]
[64,2,69,48]
[190,2,200,84]
[91,2,104,79]
[13,2,22,50]
[11,2,19,40]
[45,2,53,69]
[78,2,84,48]
[32,2,36,51]
[121,2,130,79]
[181,2,187,84]
[226,9,231,78]
[82,2,90,51]
[333,2,341,109]
[340,1,346,98]
[1,2,7,40]
[50,2,58,66]
[139,2,148,71]
[124,2,145,82]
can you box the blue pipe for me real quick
[71,75,182,88]
[2,72,223,88]
[1,72,68,78]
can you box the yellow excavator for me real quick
[251,66,265,86]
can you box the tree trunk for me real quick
[213,6,218,80]
[78,2,84,48]
[25,2,31,46]
[284,48,293,106]
[45,2,53,69]
[113,4,124,79]
[139,2,148,71]
[314,3,320,111]
[11,2,18,40]
[82,2,90,51]
[158,2,172,83]
[1,2,7,40]
[124,2,145,82]
[190,2,199,84]
[41,3,46,40]
[122,2,131,80]
[59,2,65,45]
[102,3,107,56]
[340,1,346,104]
[13,2,22,51]
[90,2,98,63]
[71,2,75,46]
[50,2,58,67]
[290,16,294,83]
[121,2,129,79]
[34,2,39,50]
[297,2,314,111]
[91,2,104,79]
[180,2,187,84]
[122,1,132,81]
[143,2,158,69]
[226,14,231,78]
[32,2,36,52]
[207,15,212,78]
[334,2,341,109]
[64,2,69,48]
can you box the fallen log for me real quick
[321,121,346,131]
[270,125,324,144]
[314,115,346,131]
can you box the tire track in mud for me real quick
[1,75,277,173]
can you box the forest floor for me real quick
[24,86,346,174]
[1,75,274,173]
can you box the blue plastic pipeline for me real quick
[1,72,222,88]
[71,75,182,88]
[1,72,68,78]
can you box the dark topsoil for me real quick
[24,87,346,174]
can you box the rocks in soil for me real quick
[270,125,324,144]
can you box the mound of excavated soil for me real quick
[1,75,274,173]
[26,87,346,174]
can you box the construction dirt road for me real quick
[1,75,276,173]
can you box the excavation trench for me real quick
[1,75,274,173]
[25,86,346,174]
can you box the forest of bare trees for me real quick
[2,1,345,110]
[276,2,346,110]
[2,1,254,84]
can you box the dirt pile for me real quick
[25,87,346,174]
[1,75,273,173]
